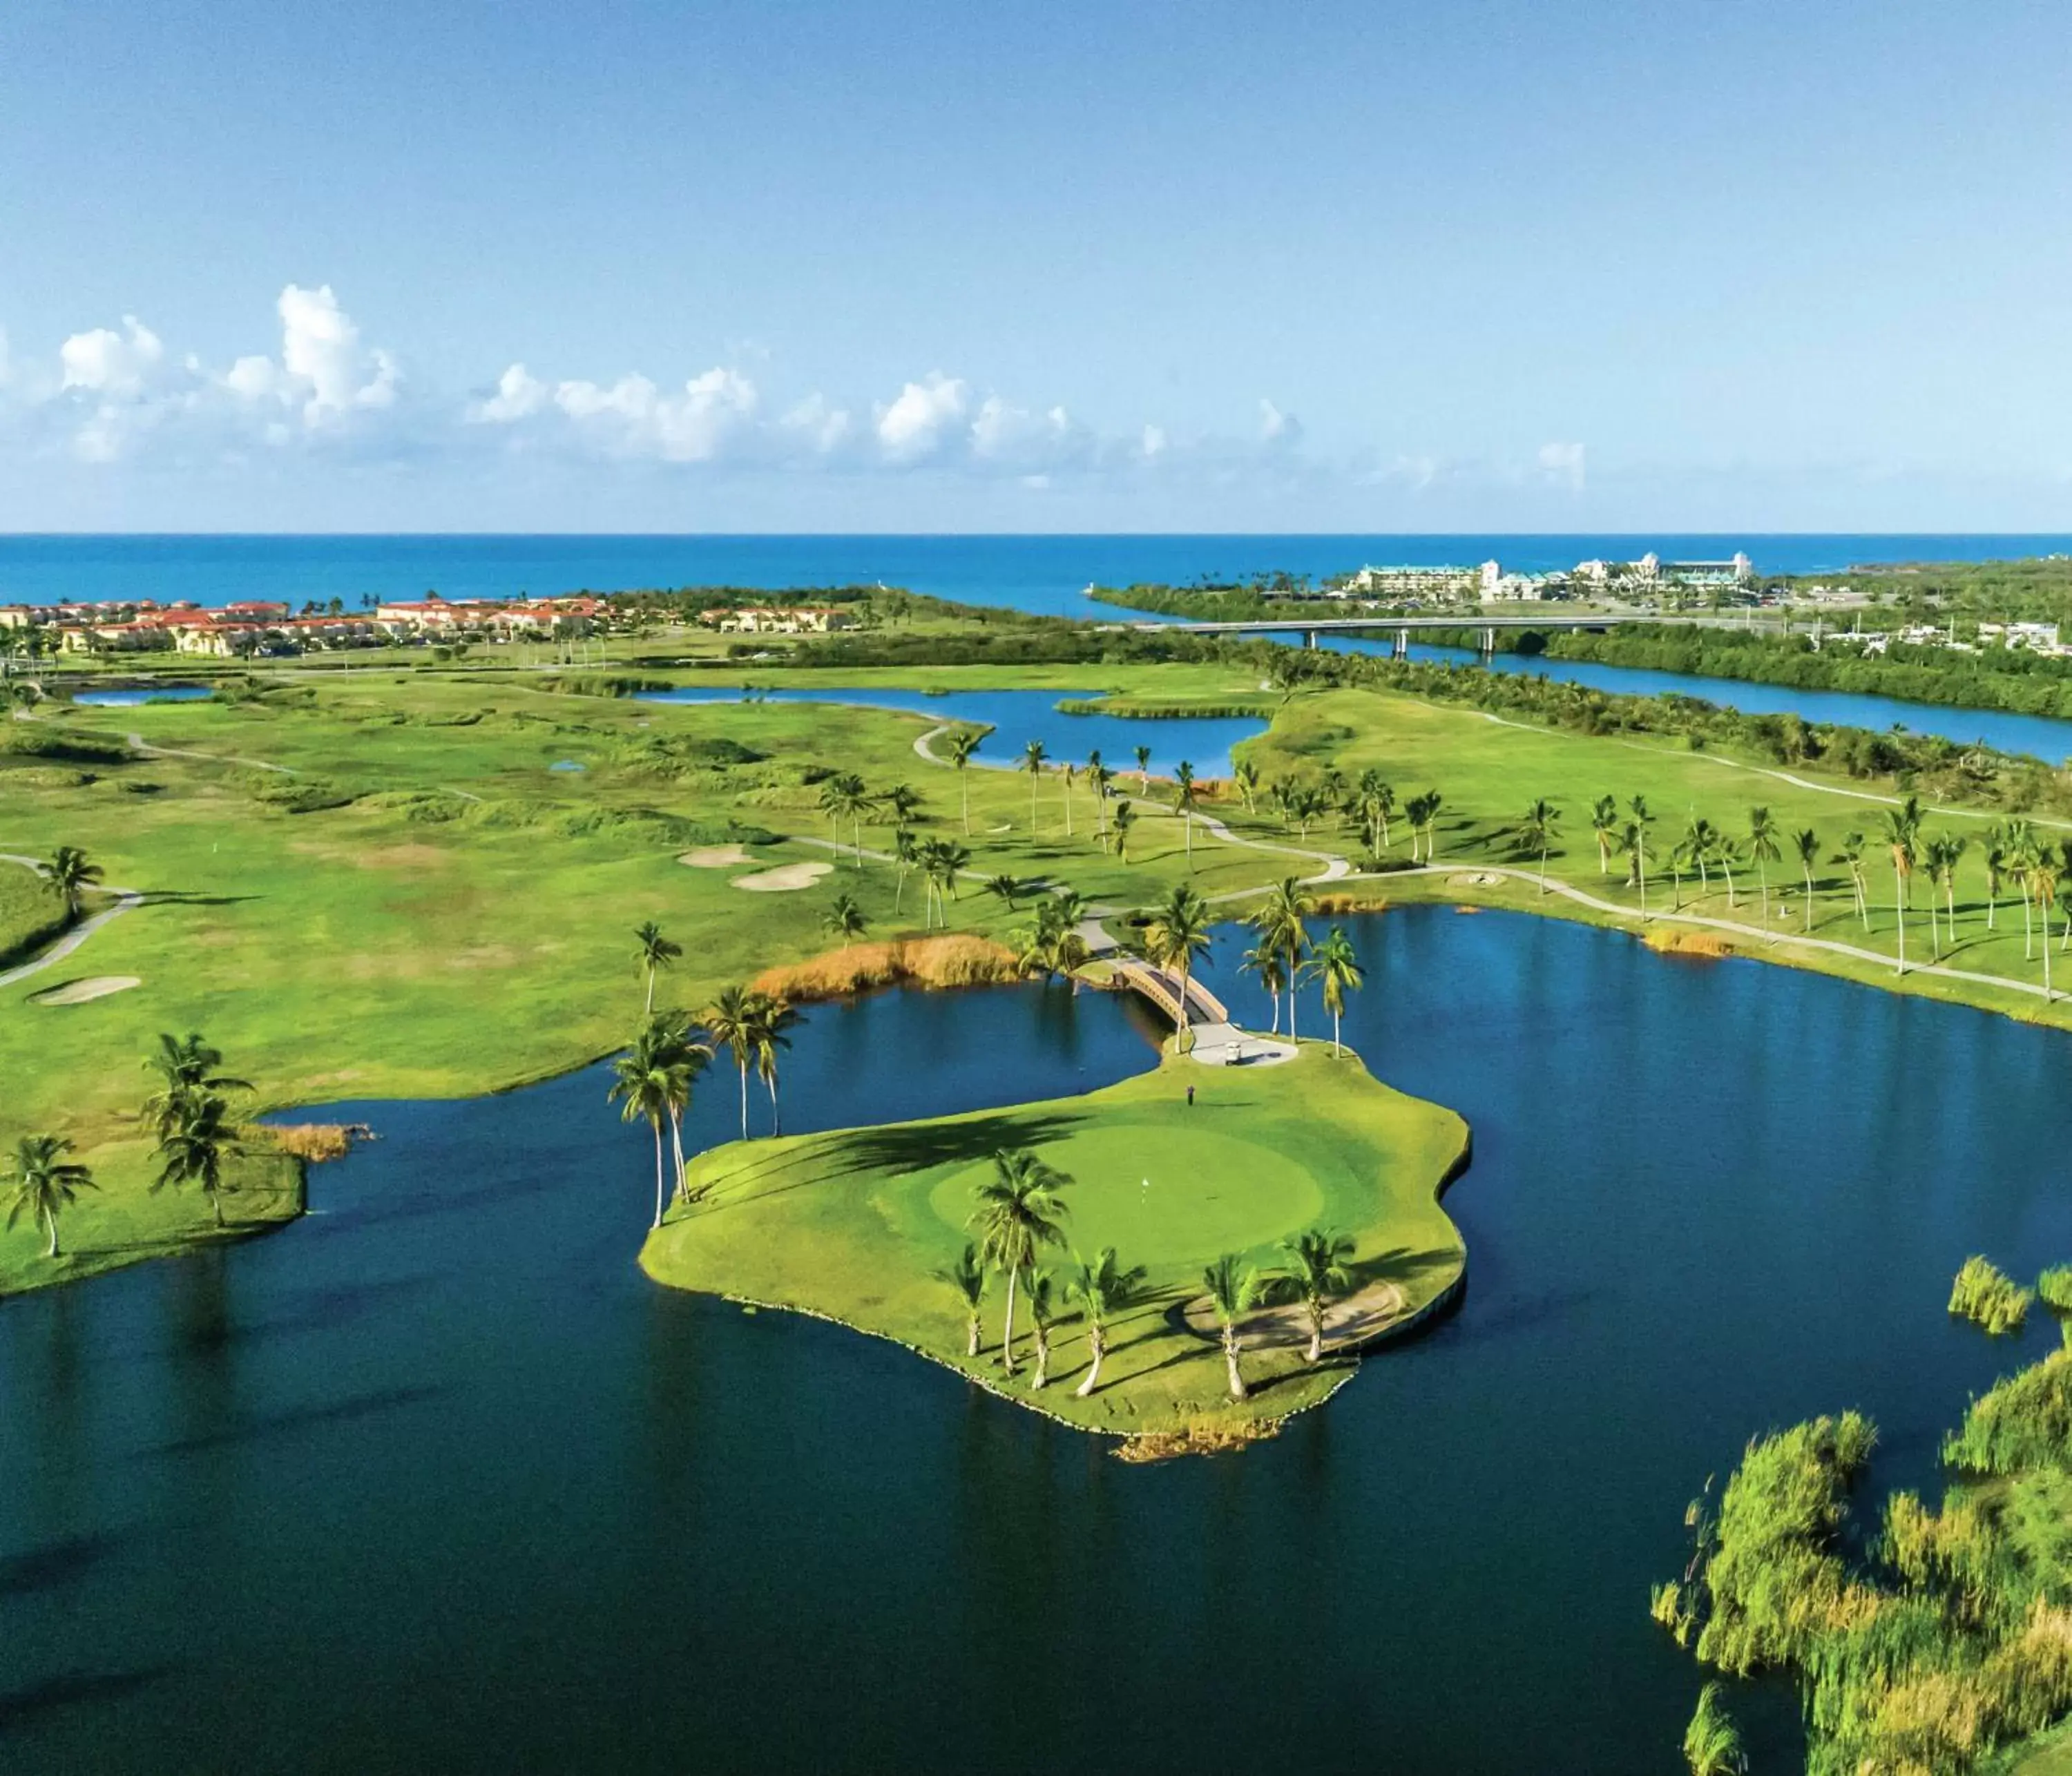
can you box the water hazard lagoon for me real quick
[7,909,2070,1772]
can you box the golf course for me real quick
[642,1043,1470,1438]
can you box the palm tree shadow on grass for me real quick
[136,891,262,907]
[693,1110,1095,1213]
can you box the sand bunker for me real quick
[32,975,142,1006]
[1449,871,1504,887]
[680,845,756,868]
[731,862,834,893]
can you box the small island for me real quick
[641,1040,1468,1444]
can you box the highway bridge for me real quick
[1119,612,1614,654]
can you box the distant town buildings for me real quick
[698,606,856,635]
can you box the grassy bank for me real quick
[641,1043,1468,1440]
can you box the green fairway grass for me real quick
[642,1043,1469,1438]
[8,642,2072,1298]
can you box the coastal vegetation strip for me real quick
[640,1044,1469,1438]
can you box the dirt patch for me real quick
[679,845,756,868]
[751,935,1021,1001]
[1645,929,1736,958]
[354,843,452,871]
[31,975,142,1005]
[731,862,834,893]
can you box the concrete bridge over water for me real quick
[1117,612,1615,655]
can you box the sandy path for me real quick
[32,975,142,1005]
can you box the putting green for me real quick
[928,1125,1323,1266]
[645,1044,1470,1440]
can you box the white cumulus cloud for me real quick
[60,317,165,396]
[480,365,760,463]
[876,373,969,461]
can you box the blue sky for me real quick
[3,0,2069,531]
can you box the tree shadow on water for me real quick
[144,1382,445,1458]
[0,1529,128,1600]
[0,1666,178,1738]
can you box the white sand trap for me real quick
[1449,871,1504,887]
[731,862,834,893]
[679,845,756,868]
[32,975,142,1006]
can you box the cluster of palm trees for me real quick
[612,932,803,1228]
[1013,889,1093,983]
[7,1030,255,1262]
[1240,877,1363,1051]
[816,773,924,865]
[947,1146,1363,1402]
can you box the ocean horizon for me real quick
[3,532,2069,619]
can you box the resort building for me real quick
[1338,564,1478,599]
[704,606,856,634]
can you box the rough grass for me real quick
[642,1043,1469,1441]
[750,935,1021,1001]
[0,856,69,965]
[1952,1256,2035,1336]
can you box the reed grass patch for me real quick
[1951,1255,2034,1335]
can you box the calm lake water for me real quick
[1327,637,2072,765]
[6,909,2069,1773]
[635,684,1265,778]
[68,687,213,707]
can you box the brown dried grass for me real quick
[751,935,1022,1003]
[1114,1417,1283,1463]
[262,1123,372,1163]
[1644,929,1736,958]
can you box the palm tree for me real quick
[1936,833,1968,950]
[1088,760,1113,838]
[1984,822,2010,932]
[1794,828,1820,932]
[1591,795,1619,875]
[892,827,919,915]
[2028,847,2060,1000]
[1350,769,1394,856]
[925,840,968,926]
[1281,1226,1354,1362]
[1021,739,1048,830]
[753,996,796,1135]
[1025,1268,1060,1389]
[142,1032,251,1138]
[944,728,983,835]
[986,874,1024,914]
[6,1134,95,1259]
[1629,795,1653,918]
[1682,1682,1746,1776]
[635,920,682,1013]
[1142,884,1214,1050]
[818,772,871,865]
[153,1092,240,1228]
[2007,819,2040,958]
[610,1018,699,1229]
[1060,762,1076,838]
[1682,817,1717,901]
[938,1243,988,1358]
[1068,1246,1147,1396]
[1420,791,1446,862]
[1173,760,1199,870]
[1256,877,1314,1041]
[1134,744,1152,793]
[1747,808,1779,929]
[1313,925,1362,1055]
[823,893,867,951]
[1883,802,1919,975]
[1839,831,1870,929]
[700,985,766,1141]
[968,1149,1071,1377]
[1111,798,1136,862]
[1242,936,1287,1034]
[880,782,923,831]
[1202,1253,1264,1400]
[45,845,102,923]
[1515,798,1560,893]
[1234,760,1262,815]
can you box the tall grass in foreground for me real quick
[1949,1255,2033,1335]
[1659,1275,2072,1775]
